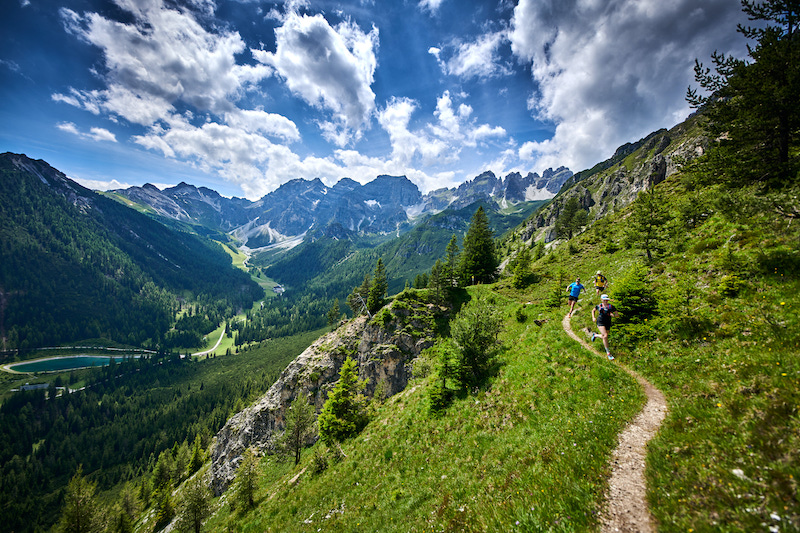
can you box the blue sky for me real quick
[1,0,749,200]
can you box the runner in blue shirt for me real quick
[566,277,585,318]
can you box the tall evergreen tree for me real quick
[318,357,369,444]
[233,448,259,510]
[327,299,341,329]
[459,207,497,284]
[687,0,800,217]
[428,259,445,302]
[444,234,460,287]
[347,274,372,316]
[58,467,104,533]
[189,435,204,474]
[554,197,589,240]
[278,396,317,465]
[367,258,388,314]
[624,185,670,262]
[176,476,211,533]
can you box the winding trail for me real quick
[562,312,668,533]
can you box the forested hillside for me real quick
[0,153,261,353]
[0,329,324,531]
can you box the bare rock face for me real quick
[517,120,708,246]
[208,294,442,495]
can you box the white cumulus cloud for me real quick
[252,11,379,146]
[434,30,512,79]
[509,0,749,173]
[57,121,117,143]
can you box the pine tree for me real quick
[427,259,445,302]
[613,264,657,324]
[58,467,104,533]
[234,448,259,510]
[278,396,317,465]
[459,207,497,284]
[189,435,204,474]
[624,185,670,262]
[444,234,460,287]
[554,197,589,240]
[152,450,173,491]
[318,357,369,444]
[511,246,532,289]
[347,274,371,315]
[176,476,211,533]
[450,297,503,388]
[327,299,340,329]
[367,259,388,314]
[687,0,800,218]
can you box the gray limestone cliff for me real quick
[517,117,709,245]
[208,294,444,495]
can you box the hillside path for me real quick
[562,312,668,533]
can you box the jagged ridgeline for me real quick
[0,153,262,351]
[511,114,708,246]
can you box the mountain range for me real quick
[107,167,573,253]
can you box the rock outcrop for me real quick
[516,117,708,245]
[208,293,443,495]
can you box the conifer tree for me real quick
[459,207,497,284]
[428,259,445,302]
[347,274,371,315]
[189,435,204,474]
[278,396,317,465]
[687,0,800,217]
[318,357,369,444]
[152,450,173,491]
[234,448,259,510]
[58,467,103,533]
[554,197,588,240]
[176,476,211,533]
[367,258,388,314]
[624,185,669,262]
[450,297,503,388]
[444,234,460,287]
[327,299,341,329]
[511,246,532,289]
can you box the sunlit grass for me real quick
[203,285,644,532]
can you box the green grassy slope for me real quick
[512,170,800,529]
[202,285,644,532]
[193,164,799,531]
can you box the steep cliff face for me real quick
[519,117,708,244]
[208,294,443,495]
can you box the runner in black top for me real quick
[591,294,618,360]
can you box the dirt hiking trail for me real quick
[562,312,668,533]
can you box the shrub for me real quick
[310,447,328,475]
[450,298,503,389]
[318,357,369,444]
[613,264,657,324]
[719,274,744,298]
[371,308,393,328]
[544,284,562,309]
[425,340,458,414]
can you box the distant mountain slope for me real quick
[109,167,571,253]
[0,153,261,351]
[516,117,707,244]
[262,199,546,300]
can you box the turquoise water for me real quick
[9,356,134,373]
